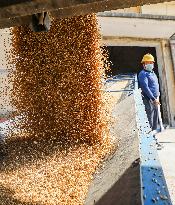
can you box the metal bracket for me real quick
[29,12,51,32]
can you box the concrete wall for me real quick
[160,40,175,126]
[98,17,175,39]
[114,6,141,14]
[141,1,175,16]
[0,29,13,116]
[111,1,175,16]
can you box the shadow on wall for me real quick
[95,163,141,205]
[0,185,41,205]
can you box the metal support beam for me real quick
[0,0,174,29]
[0,16,32,29]
[0,0,175,20]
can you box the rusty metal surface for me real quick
[0,16,32,29]
[0,0,174,20]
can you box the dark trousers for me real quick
[142,96,159,130]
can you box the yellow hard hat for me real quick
[141,53,155,63]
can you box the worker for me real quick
[138,53,160,133]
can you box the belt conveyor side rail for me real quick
[134,74,172,205]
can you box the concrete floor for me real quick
[156,128,175,205]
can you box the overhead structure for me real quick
[0,0,174,29]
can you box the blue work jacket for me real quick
[138,69,160,101]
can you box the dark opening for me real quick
[106,46,158,76]
[105,46,167,124]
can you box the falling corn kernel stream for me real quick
[0,14,113,205]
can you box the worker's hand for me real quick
[152,99,160,106]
